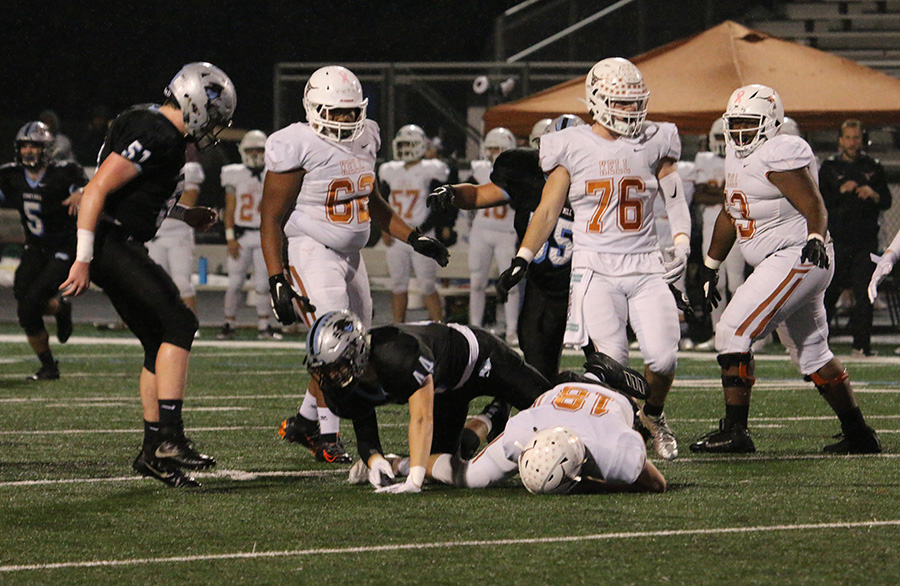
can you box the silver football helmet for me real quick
[306,310,369,390]
[14,121,54,168]
[708,117,726,157]
[165,62,237,150]
[585,57,650,137]
[392,124,427,162]
[518,427,586,495]
[722,84,784,157]
[546,114,587,136]
[303,65,368,143]
[529,118,553,149]
[780,116,801,137]
[481,127,516,162]
[239,129,267,169]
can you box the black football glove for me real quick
[583,351,649,401]
[496,257,528,304]
[426,184,457,211]
[699,264,721,312]
[800,237,829,269]
[668,283,696,325]
[408,229,450,267]
[268,274,316,326]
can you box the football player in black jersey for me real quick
[303,310,551,493]
[59,62,236,488]
[427,114,585,381]
[0,122,87,380]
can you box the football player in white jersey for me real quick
[218,130,280,340]
[468,127,520,345]
[428,378,666,493]
[145,158,204,316]
[378,124,450,322]
[498,58,691,461]
[691,118,746,350]
[690,84,880,455]
[261,65,449,464]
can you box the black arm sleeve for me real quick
[352,409,383,462]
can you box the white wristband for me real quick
[76,229,95,263]
[808,233,824,242]
[515,247,534,264]
[409,466,426,488]
[225,228,236,241]
[704,255,722,270]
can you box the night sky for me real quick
[3,1,520,134]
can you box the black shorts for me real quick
[14,243,73,334]
[517,279,568,380]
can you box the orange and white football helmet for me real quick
[723,84,784,157]
[303,65,368,143]
[481,127,516,162]
[392,124,427,162]
[584,57,649,137]
[239,129,267,169]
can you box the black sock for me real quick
[320,432,338,443]
[725,404,750,427]
[143,420,160,451]
[837,407,866,435]
[158,399,184,438]
[38,349,55,368]
[642,403,664,417]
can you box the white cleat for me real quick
[639,409,678,461]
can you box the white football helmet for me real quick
[303,65,368,143]
[305,310,369,390]
[392,124,427,162]
[165,62,237,150]
[722,84,784,157]
[14,121,54,168]
[585,57,650,137]
[482,127,516,162]
[708,117,726,157]
[780,116,801,137]
[529,118,553,149]
[239,129,267,169]
[518,427,586,495]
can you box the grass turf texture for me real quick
[1,324,898,584]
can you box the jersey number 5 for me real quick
[585,177,644,233]
[326,174,373,224]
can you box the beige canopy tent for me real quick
[484,20,900,136]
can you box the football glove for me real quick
[374,476,422,494]
[268,274,315,326]
[408,229,450,267]
[800,237,829,269]
[699,265,721,312]
[368,456,396,489]
[496,257,528,304]
[668,283,695,325]
[662,242,690,284]
[868,251,897,303]
[426,184,457,211]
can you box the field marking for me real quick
[0,468,344,488]
[0,394,304,404]
[0,334,304,350]
[1,518,898,573]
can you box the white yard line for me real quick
[1,519,898,573]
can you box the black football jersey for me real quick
[98,104,187,242]
[490,147,573,297]
[0,160,88,249]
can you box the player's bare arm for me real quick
[707,207,738,262]
[575,459,666,494]
[768,167,828,236]
[223,187,240,259]
[368,180,414,242]
[448,182,507,210]
[377,375,434,493]
[60,152,139,297]
[519,166,570,256]
[260,169,304,277]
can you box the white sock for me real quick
[318,405,340,435]
[257,317,269,331]
[430,454,453,485]
[298,390,318,421]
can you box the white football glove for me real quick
[868,251,897,303]
[368,456,396,489]
[375,477,422,494]
[663,242,690,284]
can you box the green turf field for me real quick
[1,325,898,585]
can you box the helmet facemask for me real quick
[165,62,237,152]
[14,121,54,169]
[239,130,267,170]
[722,84,783,157]
[392,125,427,162]
[303,66,368,143]
[517,426,586,495]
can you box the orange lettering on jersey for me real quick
[597,159,632,176]
[340,158,368,175]
[725,190,755,238]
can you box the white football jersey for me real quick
[470,159,514,232]
[265,120,381,254]
[723,135,818,267]
[540,122,681,254]
[154,161,204,238]
[694,151,725,190]
[221,163,265,229]
[502,382,646,485]
[378,159,450,228]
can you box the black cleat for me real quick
[56,298,73,343]
[459,428,481,460]
[154,436,216,470]
[314,436,352,464]
[133,451,201,488]
[278,415,320,450]
[584,351,649,400]
[823,427,882,454]
[690,418,756,453]
[217,323,235,340]
[482,399,510,443]
[28,360,60,381]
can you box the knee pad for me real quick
[717,352,755,388]
[804,368,849,395]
